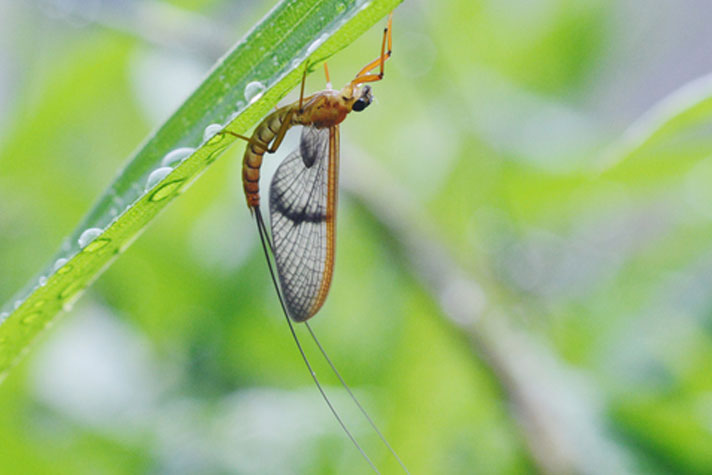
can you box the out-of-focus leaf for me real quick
[598,73,712,186]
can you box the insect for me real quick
[225,13,408,474]
[241,16,392,322]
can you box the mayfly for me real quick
[225,13,407,474]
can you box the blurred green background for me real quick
[2,0,712,473]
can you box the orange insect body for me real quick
[236,12,391,323]
[241,83,367,208]
[241,108,292,207]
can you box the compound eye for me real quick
[352,99,368,112]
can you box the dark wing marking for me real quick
[269,125,339,321]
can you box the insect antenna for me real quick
[252,207,380,474]
[304,322,410,474]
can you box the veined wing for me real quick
[269,125,339,321]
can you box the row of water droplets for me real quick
[3,74,273,325]
[2,0,373,326]
[0,50,273,377]
[34,74,267,304]
[89,0,373,272]
[39,78,270,292]
[9,77,262,317]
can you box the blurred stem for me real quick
[342,147,631,475]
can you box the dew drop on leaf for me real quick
[244,81,266,103]
[206,144,228,164]
[59,281,82,300]
[203,123,223,142]
[145,167,173,191]
[307,33,329,55]
[53,258,71,274]
[78,228,103,249]
[21,312,40,325]
[84,238,111,253]
[161,147,194,168]
[149,179,185,202]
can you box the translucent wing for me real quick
[269,125,339,321]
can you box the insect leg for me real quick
[324,62,332,89]
[351,12,392,86]
[299,62,309,110]
[222,131,253,142]
[265,108,295,154]
[223,107,293,155]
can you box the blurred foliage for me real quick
[2,0,712,474]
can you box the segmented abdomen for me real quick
[242,108,292,208]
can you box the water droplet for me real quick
[59,281,82,300]
[203,123,223,142]
[206,144,228,165]
[145,167,173,191]
[38,276,48,287]
[84,238,111,253]
[244,81,266,104]
[208,135,225,148]
[78,228,103,249]
[149,179,185,202]
[22,312,40,325]
[227,110,240,123]
[0,312,8,323]
[272,55,279,66]
[336,2,346,12]
[161,147,195,168]
[307,33,329,55]
[54,258,72,274]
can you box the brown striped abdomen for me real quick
[242,108,292,208]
